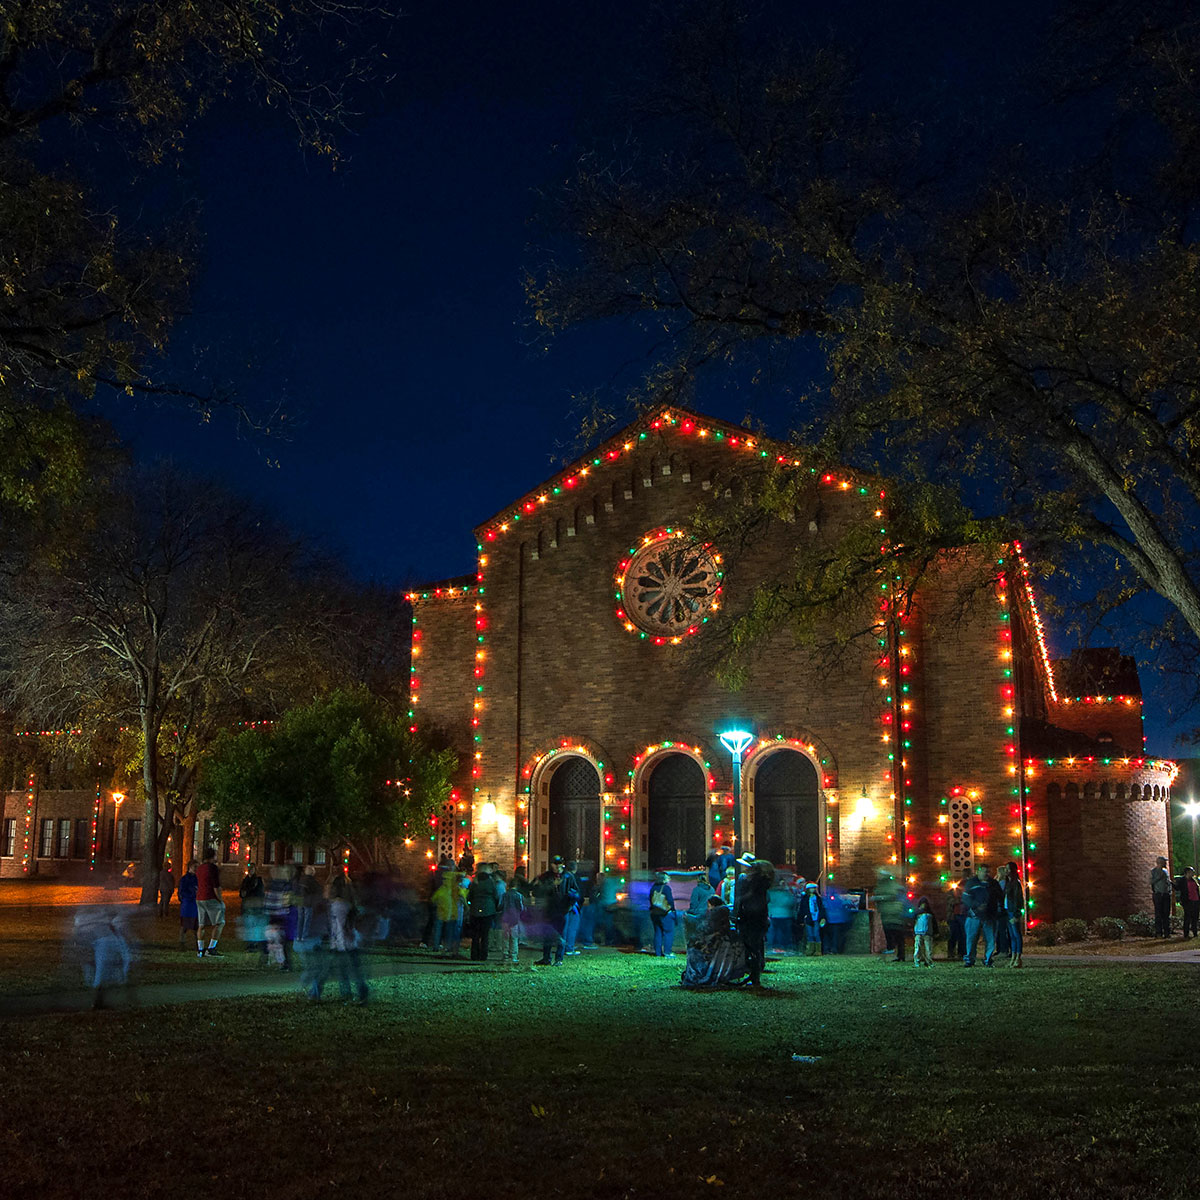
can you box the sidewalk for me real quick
[0,955,500,1018]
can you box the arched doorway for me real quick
[753,750,821,877]
[648,753,706,869]
[547,756,601,871]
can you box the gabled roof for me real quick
[472,405,879,543]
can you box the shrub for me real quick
[1092,916,1126,941]
[1056,917,1089,943]
[1125,912,1157,937]
[1032,921,1061,946]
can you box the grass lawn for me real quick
[4,950,1199,1199]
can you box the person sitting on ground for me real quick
[680,896,749,989]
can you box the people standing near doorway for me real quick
[562,860,583,955]
[734,859,772,987]
[945,870,971,962]
[962,864,1003,967]
[801,882,827,956]
[1001,861,1025,967]
[195,847,226,959]
[430,870,461,953]
[649,871,678,956]
[705,842,734,891]
[534,856,569,965]
[1175,866,1200,939]
[767,875,797,954]
[1151,856,1174,937]
[499,876,525,964]
[468,864,501,960]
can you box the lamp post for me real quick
[718,729,754,855]
[1184,798,1200,870]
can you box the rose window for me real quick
[616,531,722,641]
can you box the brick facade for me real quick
[407,407,1173,923]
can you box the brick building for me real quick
[408,407,1174,924]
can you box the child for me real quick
[913,896,939,967]
[720,866,737,907]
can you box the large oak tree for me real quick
[530,0,1200,704]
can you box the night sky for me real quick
[99,1,1190,753]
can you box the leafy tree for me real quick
[200,690,456,867]
[0,0,389,512]
[0,465,404,901]
[531,1,1200,705]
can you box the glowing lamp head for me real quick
[1184,800,1200,820]
[718,729,754,758]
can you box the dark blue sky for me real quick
[101,0,1191,754]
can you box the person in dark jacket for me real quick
[1175,865,1200,939]
[467,865,501,960]
[158,864,175,917]
[962,864,1003,966]
[648,872,678,956]
[945,869,972,961]
[177,860,199,948]
[733,859,772,986]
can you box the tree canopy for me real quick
[199,689,456,865]
[0,464,411,900]
[0,0,388,514]
[530,0,1200,710]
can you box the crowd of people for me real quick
[69,839,1200,1008]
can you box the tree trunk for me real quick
[139,709,161,906]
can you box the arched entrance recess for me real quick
[752,749,821,877]
[546,756,601,873]
[648,753,707,870]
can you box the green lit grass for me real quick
[4,950,1199,1199]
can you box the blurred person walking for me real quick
[327,871,368,1005]
[768,875,797,954]
[73,905,134,1010]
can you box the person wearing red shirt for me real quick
[195,846,226,959]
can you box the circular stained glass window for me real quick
[617,531,722,640]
